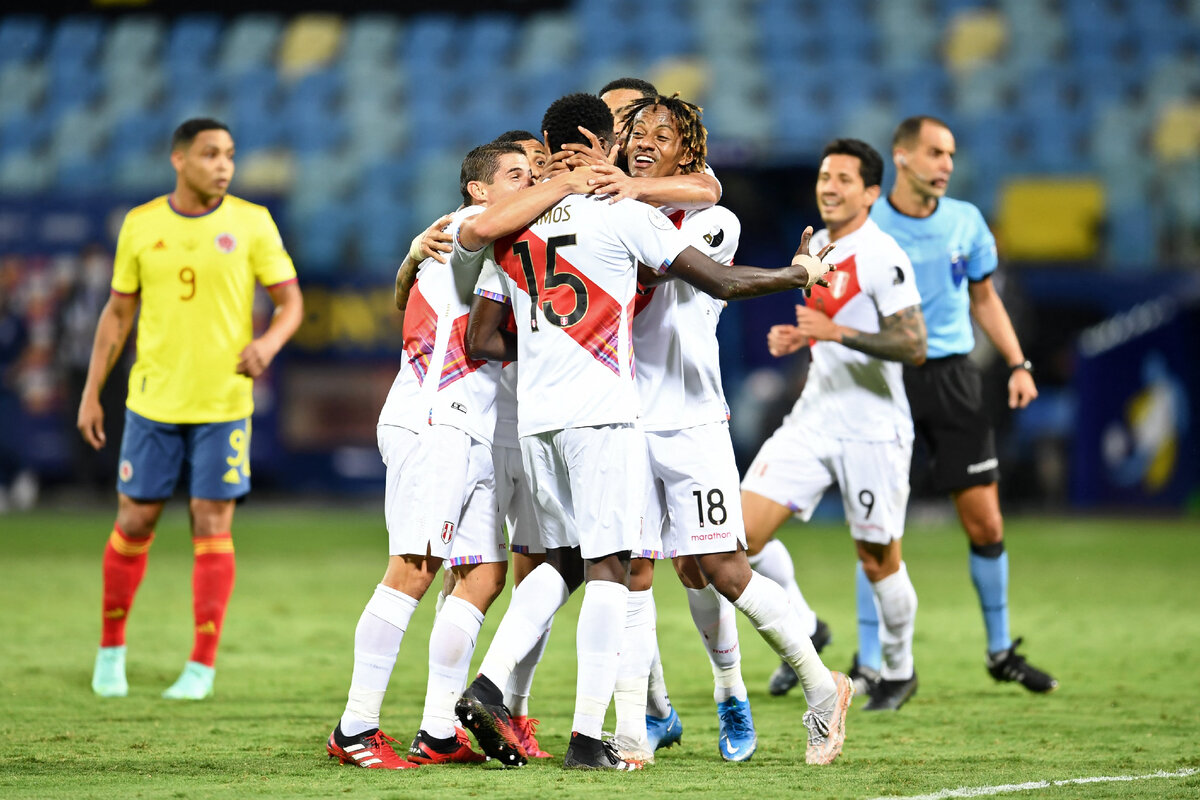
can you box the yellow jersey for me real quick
[111,194,298,423]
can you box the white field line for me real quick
[866,767,1198,800]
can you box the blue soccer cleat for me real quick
[645,706,683,751]
[92,645,128,698]
[716,696,757,762]
[162,661,214,700]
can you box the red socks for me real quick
[100,525,153,647]
[190,533,236,667]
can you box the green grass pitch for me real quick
[1,505,1198,799]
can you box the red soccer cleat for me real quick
[511,715,553,758]
[327,725,418,769]
[406,728,488,765]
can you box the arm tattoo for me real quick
[840,305,927,365]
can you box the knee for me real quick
[629,558,654,591]
[672,556,707,590]
[115,499,159,539]
[963,509,1003,546]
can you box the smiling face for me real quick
[171,128,235,204]
[624,105,694,179]
[815,153,879,238]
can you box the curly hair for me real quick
[540,92,614,154]
[620,94,708,174]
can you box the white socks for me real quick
[686,584,747,703]
[733,571,836,713]
[646,645,672,717]
[505,619,552,718]
[478,562,569,690]
[872,561,917,681]
[420,595,485,739]
[341,584,419,736]
[572,580,629,739]
[748,538,818,637]
[614,589,656,743]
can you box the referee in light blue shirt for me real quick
[866,116,1058,695]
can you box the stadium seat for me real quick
[514,11,577,74]
[0,15,47,66]
[1153,99,1200,163]
[994,177,1104,261]
[0,150,52,192]
[166,15,223,65]
[0,62,48,118]
[217,14,283,77]
[46,16,105,67]
[278,14,344,79]
[52,157,111,194]
[100,16,163,70]
[343,14,399,68]
[943,9,1009,76]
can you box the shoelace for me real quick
[363,730,403,760]
[601,738,642,770]
[802,710,830,745]
[719,703,754,738]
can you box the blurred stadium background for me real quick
[0,0,1197,515]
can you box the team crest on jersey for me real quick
[215,233,237,254]
[440,521,455,544]
[950,250,967,286]
[703,228,725,248]
[825,268,853,299]
[119,460,133,482]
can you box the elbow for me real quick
[908,339,928,367]
[465,336,485,362]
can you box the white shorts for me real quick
[641,422,747,558]
[378,424,506,564]
[494,442,543,555]
[519,424,645,560]
[741,426,912,546]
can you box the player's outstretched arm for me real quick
[396,213,455,311]
[666,227,835,300]
[457,167,598,252]
[77,292,139,450]
[237,281,303,378]
[795,303,927,365]
[465,295,517,363]
[967,276,1037,408]
[586,165,721,209]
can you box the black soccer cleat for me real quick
[863,671,918,711]
[768,618,832,696]
[562,732,643,770]
[987,637,1058,693]
[454,678,528,767]
[847,651,882,701]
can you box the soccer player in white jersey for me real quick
[741,138,929,711]
[458,93,850,770]
[325,142,534,770]
[606,94,756,764]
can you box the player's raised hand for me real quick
[410,213,454,264]
[236,339,275,378]
[552,164,600,194]
[561,125,618,166]
[1008,367,1038,409]
[584,163,638,202]
[77,395,106,450]
[767,324,806,357]
[791,226,837,293]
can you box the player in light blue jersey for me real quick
[867,116,1057,695]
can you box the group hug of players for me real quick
[321,76,1056,773]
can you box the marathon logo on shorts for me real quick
[119,459,133,482]
[691,530,734,542]
[967,457,999,475]
[215,233,237,254]
[440,521,455,544]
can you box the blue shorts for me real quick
[116,409,251,501]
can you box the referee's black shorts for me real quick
[903,354,999,493]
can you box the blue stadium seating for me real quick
[0,16,46,66]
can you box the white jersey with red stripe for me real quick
[633,204,740,432]
[378,205,500,445]
[785,218,921,441]
[475,193,690,437]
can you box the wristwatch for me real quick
[1009,359,1033,374]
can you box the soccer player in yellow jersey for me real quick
[78,118,303,700]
